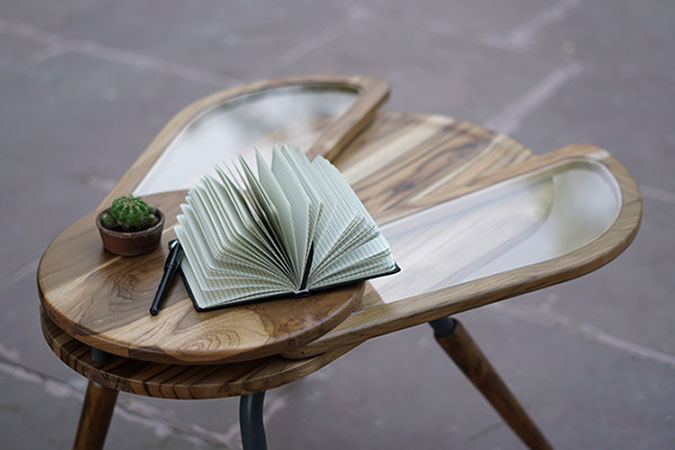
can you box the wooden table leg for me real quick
[430,318,553,450]
[73,380,119,450]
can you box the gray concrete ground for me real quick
[1,0,673,448]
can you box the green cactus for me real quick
[102,195,159,232]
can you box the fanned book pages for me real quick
[174,145,399,311]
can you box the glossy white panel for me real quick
[371,162,621,303]
[134,86,356,196]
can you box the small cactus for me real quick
[101,196,159,232]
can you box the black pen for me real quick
[150,239,184,316]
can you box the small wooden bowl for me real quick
[96,209,165,256]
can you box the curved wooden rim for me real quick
[283,144,643,358]
[100,74,390,210]
[40,306,358,399]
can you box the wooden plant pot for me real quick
[95,209,165,256]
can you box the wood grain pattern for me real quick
[38,108,641,366]
[436,320,553,450]
[38,190,363,365]
[39,112,524,365]
[40,306,357,399]
[338,116,532,223]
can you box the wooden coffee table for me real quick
[37,76,641,449]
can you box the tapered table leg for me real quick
[240,392,267,450]
[430,318,553,450]
[73,381,119,450]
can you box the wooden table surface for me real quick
[38,111,641,366]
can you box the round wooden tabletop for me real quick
[37,189,363,365]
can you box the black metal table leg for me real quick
[428,316,456,337]
[90,346,113,363]
[240,392,267,450]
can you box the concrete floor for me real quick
[1,0,674,448]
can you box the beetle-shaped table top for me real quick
[37,76,641,366]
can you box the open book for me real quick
[175,145,399,311]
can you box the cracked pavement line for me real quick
[0,354,237,448]
[488,302,675,370]
[0,18,239,88]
